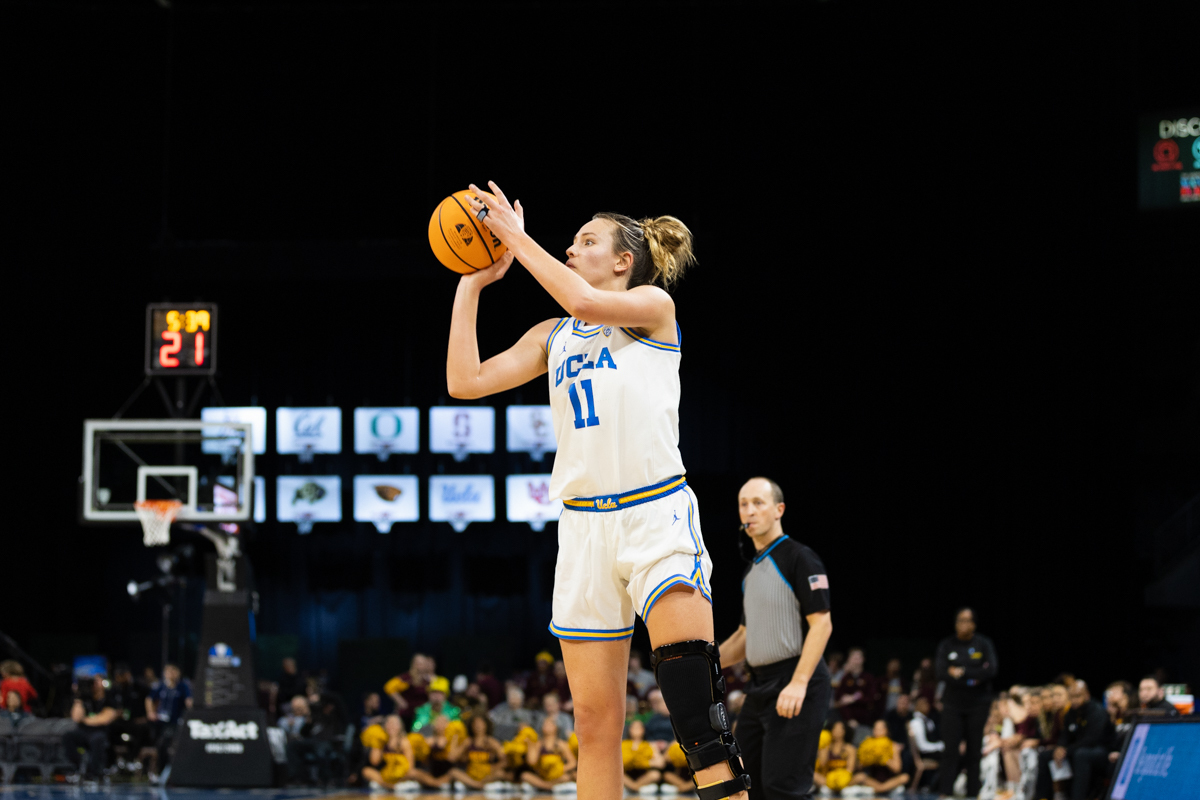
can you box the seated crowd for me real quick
[807,649,1186,800]
[0,647,1189,798]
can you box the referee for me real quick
[720,477,833,800]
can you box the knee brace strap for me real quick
[651,640,751,800]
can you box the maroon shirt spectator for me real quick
[833,648,880,728]
[475,664,504,709]
[523,652,557,708]
[911,657,938,707]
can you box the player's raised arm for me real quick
[465,182,691,336]
[446,258,557,399]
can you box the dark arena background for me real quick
[4,1,1197,799]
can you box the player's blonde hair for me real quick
[592,212,696,291]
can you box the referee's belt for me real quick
[562,475,687,513]
[747,655,801,682]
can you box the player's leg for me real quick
[646,585,750,800]
[561,637,630,800]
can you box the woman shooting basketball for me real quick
[446,181,750,800]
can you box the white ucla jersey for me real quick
[545,318,686,501]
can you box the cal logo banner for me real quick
[276,407,342,460]
[429,475,494,532]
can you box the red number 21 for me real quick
[160,331,182,367]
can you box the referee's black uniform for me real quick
[737,535,832,800]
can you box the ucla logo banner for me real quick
[429,475,494,532]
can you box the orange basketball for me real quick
[427,189,507,273]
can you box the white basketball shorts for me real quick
[548,476,714,641]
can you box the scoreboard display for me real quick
[1138,110,1200,210]
[145,302,217,375]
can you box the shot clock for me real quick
[145,302,217,375]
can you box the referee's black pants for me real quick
[737,657,831,800]
[937,697,990,798]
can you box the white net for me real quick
[134,499,183,546]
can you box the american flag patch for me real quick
[808,574,829,590]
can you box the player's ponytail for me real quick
[593,211,696,291]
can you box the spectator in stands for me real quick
[1042,683,1070,745]
[534,690,573,736]
[834,647,879,740]
[0,661,38,713]
[1035,680,1111,800]
[524,651,557,709]
[518,716,576,792]
[474,662,504,709]
[1105,682,1135,769]
[412,677,460,733]
[885,693,913,744]
[108,663,150,759]
[1136,676,1178,716]
[145,663,192,781]
[620,719,664,792]
[279,695,311,736]
[910,657,938,708]
[1000,688,1041,800]
[642,688,675,745]
[2,689,32,727]
[827,651,846,689]
[627,651,657,699]
[490,685,535,743]
[457,680,491,718]
[851,719,910,796]
[361,691,384,731]
[882,658,907,713]
[885,692,915,778]
[552,659,572,710]
[385,654,431,727]
[277,657,306,708]
[65,675,121,781]
[908,696,944,757]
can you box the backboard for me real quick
[81,419,255,523]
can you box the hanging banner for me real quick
[505,474,562,531]
[354,475,420,533]
[429,475,494,532]
[276,407,342,461]
[506,405,557,461]
[429,407,495,462]
[276,475,341,533]
[354,407,420,460]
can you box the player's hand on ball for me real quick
[776,679,807,719]
[466,181,525,244]
[462,250,515,287]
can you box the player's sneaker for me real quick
[520,783,537,796]
[392,780,421,795]
[552,782,578,795]
[658,785,679,796]
[638,784,660,795]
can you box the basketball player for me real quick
[445,181,750,800]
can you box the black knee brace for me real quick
[651,640,751,800]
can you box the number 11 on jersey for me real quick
[567,379,600,429]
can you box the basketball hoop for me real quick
[134,499,183,547]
